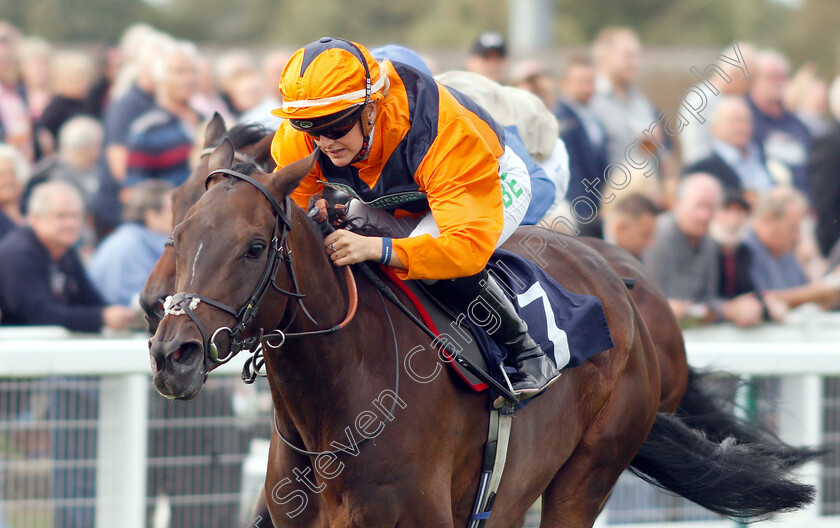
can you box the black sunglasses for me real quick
[290,104,364,140]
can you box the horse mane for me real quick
[232,159,261,176]
[321,203,387,238]
[225,122,272,150]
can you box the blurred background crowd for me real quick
[0,1,839,336]
[1,3,840,528]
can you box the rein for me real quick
[272,288,401,458]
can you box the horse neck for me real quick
[283,206,349,330]
[264,207,377,445]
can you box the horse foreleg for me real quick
[264,428,329,528]
[505,512,528,528]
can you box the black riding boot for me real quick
[427,270,560,407]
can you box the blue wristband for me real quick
[379,238,393,265]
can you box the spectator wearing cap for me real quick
[643,173,764,326]
[709,192,788,321]
[808,74,840,258]
[553,54,609,208]
[685,96,774,205]
[744,186,840,310]
[710,192,754,298]
[602,193,658,259]
[0,180,136,331]
[0,143,29,240]
[88,180,173,306]
[125,40,201,189]
[465,31,508,84]
[747,50,811,195]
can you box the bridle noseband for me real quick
[162,166,357,370]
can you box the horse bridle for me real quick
[162,166,358,367]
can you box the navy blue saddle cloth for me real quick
[381,249,614,402]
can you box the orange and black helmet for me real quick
[272,38,385,137]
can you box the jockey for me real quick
[270,37,560,404]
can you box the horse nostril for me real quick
[171,341,202,365]
[172,345,185,362]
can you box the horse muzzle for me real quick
[149,334,207,400]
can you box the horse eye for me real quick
[246,242,266,259]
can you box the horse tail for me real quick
[628,411,815,519]
[676,367,823,468]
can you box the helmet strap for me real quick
[352,115,372,163]
[353,104,376,162]
[357,135,371,161]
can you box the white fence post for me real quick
[771,375,823,527]
[96,374,149,528]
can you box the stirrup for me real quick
[493,373,562,409]
[493,362,519,409]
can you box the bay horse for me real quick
[148,140,813,527]
[141,113,693,417]
[142,116,691,413]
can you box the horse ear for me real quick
[203,112,227,148]
[272,147,320,198]
[253,133,277,172]
[205,137,235,189]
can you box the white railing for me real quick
[1,309,839,528]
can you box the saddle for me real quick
[378,249,615,404]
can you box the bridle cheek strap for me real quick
[168,167,360,369]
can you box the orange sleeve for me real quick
[270,122,324,209]
[390,116,504,280]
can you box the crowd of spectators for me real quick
[1,20,839,337]
[0,18,839,528]
[0,22,293,333]
[465,28,840,327]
